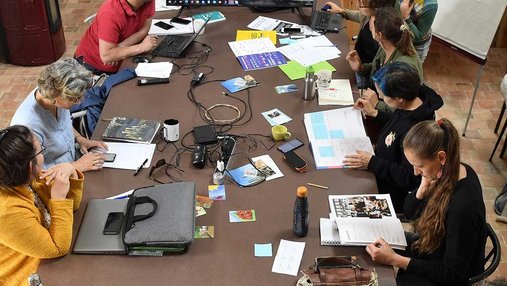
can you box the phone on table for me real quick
[154,21,173,30]
[281,27,302,34]
[103,212,124,235]
[103,153,116,163]
[171,17,192,25]
[277,138,304,153]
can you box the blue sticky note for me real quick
[329,130,345,139]
[310,112,325,124]
[254,243,273,257]
[313,125,329,140]
[319,146,335,158]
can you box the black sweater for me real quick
[403,163,487,285]
[367,85,443,211]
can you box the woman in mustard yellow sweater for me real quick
[0,125,84,286]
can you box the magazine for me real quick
[322,194,407,250]
[102,117,160,144]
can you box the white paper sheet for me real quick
[271,239,306,276]
[102,142,156,170]
[277,35,341,67]
[228,37,277,57]
[318,79,354,106]
[252,154,284,181]
[135,62,173,78]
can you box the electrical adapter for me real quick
[191,72,205,86]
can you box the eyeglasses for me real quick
[33,143,46,158]
[148,158,184,184]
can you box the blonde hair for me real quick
[37,57,92,101]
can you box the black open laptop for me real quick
[152,18,210,58]
[309,0,343,32]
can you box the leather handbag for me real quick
[297,256,378,286]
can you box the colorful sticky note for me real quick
[279,60,337,80]
[254,243,273,257]
[236,30,277,44]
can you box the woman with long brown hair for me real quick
[366,119,487,285]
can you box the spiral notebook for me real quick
[319,218,342,246]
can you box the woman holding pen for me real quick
[324,0,395,88]
[343,62,442,211]
[365,119,486,285]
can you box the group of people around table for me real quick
[0,0,489,285]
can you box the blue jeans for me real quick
[414,36,432,63]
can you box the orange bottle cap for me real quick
[297,186,308,197]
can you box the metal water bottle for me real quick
[293,186,309,237]
[303,66,316,101]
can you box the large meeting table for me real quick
[38,4,397,285]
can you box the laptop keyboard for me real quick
[315,12,331,29]
[154,34,193,58]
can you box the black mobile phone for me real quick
[281,27,302,34]
[277,138,304,153]
[171,17,192,25]
[103,212,124,235]
[104,153,116,162]
[154,21,173,30]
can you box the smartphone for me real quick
[103,153,116,163]
[281,27,302,34]
[154,21,173,30]
[171,17,192,25]
[103,212,124,235]
[277,138,304,153]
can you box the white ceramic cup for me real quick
[316,69,332,88]
[163,119,179,142]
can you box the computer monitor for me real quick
[167,0,239,6]
[238,0,312,8]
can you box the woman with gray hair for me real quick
[11,57,107,172]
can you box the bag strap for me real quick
[125,196,158,230]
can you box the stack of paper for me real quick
[277,35,342,67]
[321,194,407,250]
[228,37,286,71]
[303,107,373,169]
[318,79,354,106]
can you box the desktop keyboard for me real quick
[315,12,331,29]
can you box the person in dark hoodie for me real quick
[343,62,443,211]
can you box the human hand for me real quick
[73,152,106,172]
[354,98,377,117]
[40,163,78,198]
[77,138,108,155]
[415,175,434,200]
[400,0,415,20]
[366,238,397,265]
[346,50,362,72]
[140,35,159,53]
[324,2,344,13]
[343,150,373,169]
[362,88,379,109]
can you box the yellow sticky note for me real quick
[236,30,277,44]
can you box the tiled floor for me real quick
[0,0,506,282]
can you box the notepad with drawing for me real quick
[319,218,342,246]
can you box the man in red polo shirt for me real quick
[75,0,158,74]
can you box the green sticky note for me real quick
[278,61,336,80]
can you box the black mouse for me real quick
[132,56,151,63]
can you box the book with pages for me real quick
[320,194,407,250]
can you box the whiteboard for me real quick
[432,0,506,60]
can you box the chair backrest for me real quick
[468,223,501,285]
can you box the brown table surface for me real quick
[38,5,396,285]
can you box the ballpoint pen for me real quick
[133,158,148,176]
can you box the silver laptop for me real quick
[73,199,128,254]
[310,0,344,32]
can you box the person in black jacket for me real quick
[365,119,486,286]
[343,62,443,211]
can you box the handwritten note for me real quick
[236,30,277,44]
[271,239,306,276]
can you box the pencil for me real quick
[307,183,329,190]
